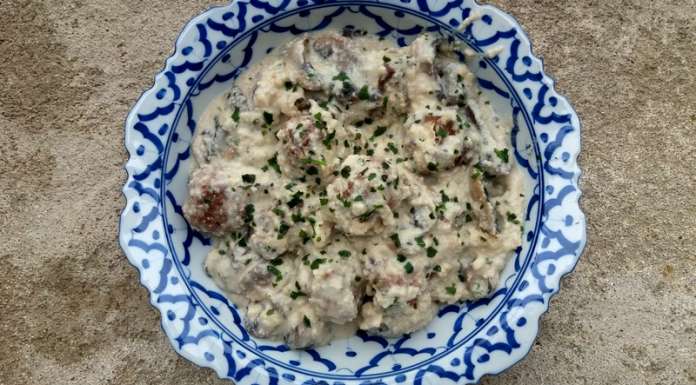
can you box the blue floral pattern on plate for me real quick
[120,1,586,384]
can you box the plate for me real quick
[120,1,586,384]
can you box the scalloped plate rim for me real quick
[119,1,586,384]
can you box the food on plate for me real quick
[183,30,525,348]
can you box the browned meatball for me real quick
[183,163,251,236]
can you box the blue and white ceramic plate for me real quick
[120,1,585,383]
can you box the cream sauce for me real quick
[183,31,525,348]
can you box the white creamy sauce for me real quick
[183,30,525,348]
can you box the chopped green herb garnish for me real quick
[243,204,255,223]
[340,166,351,178]
[333,71,349,81]
[415,236,426,248]
[433,264,442,272]
[320,198,329,206]
[287,191,303,208]
[387,142,398,154]
[357,85,370,100]
[472,164,484,179]
[302,157,326,167]
[426,246,437,258]
[290,290,306,299]
[404,261,414,274]
[507,212,520,225]
[267,265,282,281]
[299,229,310,244]
[266,154,281,174]
[231,107,240,123]
[263,111,274,125]
[495,148,510,163]
[323,130,336,148]
[390,233,401,248]
[270,257,283,266]
[382,96,389,109]
[396,254,406,262]
[310,258,327,270]
[372,126,388,139]
[382,55,391,63]
[368,173,377,181]
[277,222,290,239]
[440,190,450,203]
[338,250,351,258]
[446,284,456,295]
[306,166,319,175]
[284,80,294,90]
[303,315,312,327]
[314,112,327,130]
[427,162,438,172]
[358,204,383,222]
[436,128,449,138]
[272,208,285,217]
[242,174,256,184]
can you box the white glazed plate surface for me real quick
[120,1,586,384]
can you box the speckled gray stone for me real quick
[1,1,695,384]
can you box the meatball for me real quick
[308,259,361,324]
[183,163,252,236]
[192,86,249,165]
[407,110,473,174]
[275,112,338,179]
[362,243,425,309]
[363,295,438,337]
[205,248,274,301]
[326,155,404,236]
[282,306,332,348]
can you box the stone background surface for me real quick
[1,1,695,384]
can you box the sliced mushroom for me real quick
[470,177,497,235]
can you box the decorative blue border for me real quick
[121,1,585,384]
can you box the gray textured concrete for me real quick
[1,1,695,384]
